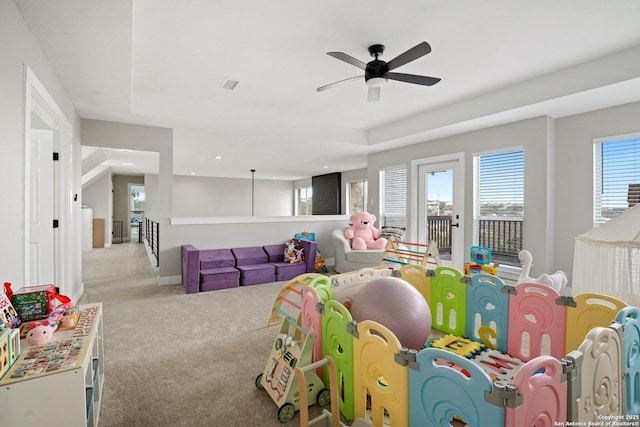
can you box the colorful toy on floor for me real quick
[517,249,568,292]
[350,276,431,350]
[463,246,498,276]
[256,316,330,423]
[314,250,329,274]
[26,302,74,346]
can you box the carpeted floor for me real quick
[81,242,326,427]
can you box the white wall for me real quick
[82,172,112,246]
[172,175,294,216]
[0,1,82,297]
[555,101,640,281]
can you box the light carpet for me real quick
[81,243,326,427]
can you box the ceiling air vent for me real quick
[220,79,239,91]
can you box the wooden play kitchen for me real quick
[0,303,104,427]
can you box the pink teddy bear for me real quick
[344,212,388,250]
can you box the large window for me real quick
[347,180,367,214]
[473,149,524,265]
[297,186,312,215]
[594,134,640,226]
[379,165,406,228]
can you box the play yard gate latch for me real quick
[484,381,523,408]
[501,285,517,295]
[556,295,577,307]
[426,269,436,277]
[316,301,325,315]
[460,276,472,285]
[347,320,359,339]
[394,348,420,371]
[561,356,578,383]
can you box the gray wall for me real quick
[172,175,294,217]
[82,173,112,246]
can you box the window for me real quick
[347,180,368,214]
[594,134,640,226]
[297,186,312,215]
[473,149,524,265]
[379,165,406,228]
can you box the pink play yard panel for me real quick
[301,286,323,374]
[508,283,566,362]
[505,356,567,427]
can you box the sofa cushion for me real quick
[262,244,286,263]
[232,246,268,266]
[271,262,307,281]
[236,263,276,286]
[200,249,236,269]
[200,267,240,291]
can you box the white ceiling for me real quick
[15,0,640,181]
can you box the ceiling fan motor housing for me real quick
[365,44,389,86]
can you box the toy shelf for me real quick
[0,303,104,427]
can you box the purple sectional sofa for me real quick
[181,239,318,294]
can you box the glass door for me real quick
[417,159,464,268]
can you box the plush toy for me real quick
[284,240,304,264]
[344,212,388,250]
[26,302,74,346]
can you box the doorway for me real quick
[413,154,465,268]
[129,184,145,243]
[24,66,73,295]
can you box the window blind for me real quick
[380,165,406,228]
[594,135,640,226]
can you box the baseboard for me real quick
[159,275,181,286]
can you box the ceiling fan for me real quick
[317,42,441,102]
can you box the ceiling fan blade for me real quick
[327,52,367,70]
[316,75,363,92]
[367,86,380,102]
[386,42,432,71]
[388,72,441,86]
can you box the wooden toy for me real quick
[256,316,330,423]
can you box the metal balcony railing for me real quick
[425,216,523,264]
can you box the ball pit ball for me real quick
[350,277,431,350]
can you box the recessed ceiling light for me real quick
[119,149,132,152]
[190,172,196,176]
[123,162,134,166]
[220,79,239,91]
[215,155,222,160]
[323,165,329,168]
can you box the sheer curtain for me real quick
[572,204,640,305]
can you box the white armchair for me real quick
[331,228,386,273]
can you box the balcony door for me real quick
[414,154,465,268]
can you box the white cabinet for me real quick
[0,304,104,427]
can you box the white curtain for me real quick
[572,205,640,306]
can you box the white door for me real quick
[417,159,464,268]
[29,129,56,285]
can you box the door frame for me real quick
[23,66,72,293]
[410,153,465,268]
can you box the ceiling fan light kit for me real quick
[318,41,441,102]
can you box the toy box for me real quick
[5,283,57,321]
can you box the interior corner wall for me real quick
[144,174,160,221]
